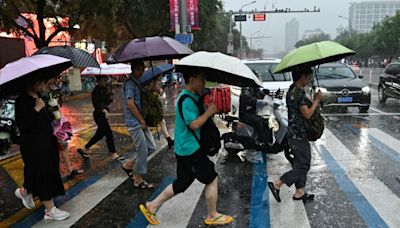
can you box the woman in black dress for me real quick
[14,76,70,221]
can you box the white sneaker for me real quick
[44,207,70,221]
[15,188,35,209]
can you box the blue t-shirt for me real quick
[174,89,201,156]
[123,77,142,127]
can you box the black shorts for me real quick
[172,148,218,195]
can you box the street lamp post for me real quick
[239,1,256,59]
[338,15,351,38]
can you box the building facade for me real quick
[285,18,299,52]
[349,1,400,33]
[302,28,324,39]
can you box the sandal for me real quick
[204,214,233,225]
[112,154,125,161]
[293,193,315,201]
[121,164,133,179]
[67,169,84,179]
[77,148,90,159]
[139,204,160,225]
[134,180,154,189]
[268,182,281,203]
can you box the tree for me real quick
[0,0,80,48]
[295,33,331,48]
[370,11,400,62]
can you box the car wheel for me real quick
[359,106,369,113]
[378,85,387,104]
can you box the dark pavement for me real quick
[0,86,400,227]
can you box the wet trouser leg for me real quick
[280,138,311,189]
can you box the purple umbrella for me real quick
[0,54,72,93]
[107,36,193,63]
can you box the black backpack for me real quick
[178,94,221,156]
[305,99,324,141]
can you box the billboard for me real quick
[170,0,200,31]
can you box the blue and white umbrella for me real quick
[141,63,174,85]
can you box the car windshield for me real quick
[316,66,356,79]
[245,62,292,82]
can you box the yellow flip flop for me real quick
[139,204,160,225]
[204,214,234,225]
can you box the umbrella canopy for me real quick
[0,54,72,86]
[141,64,174,85]
[107,36,193,63]
[0,54,72,95]
[175,51,262,87]
[81,63,131,76]
[35,46,100,68]
[273,41,356,73]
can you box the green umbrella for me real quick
[273,41,356,73]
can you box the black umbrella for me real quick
[35,46,100,68]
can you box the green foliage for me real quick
[0,0,255,54]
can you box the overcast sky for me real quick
[222,0,358,54]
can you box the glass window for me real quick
[316,65,356,79]
[245,63,292,82]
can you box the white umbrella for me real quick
[175,51,262,87]
[81,63,131,76]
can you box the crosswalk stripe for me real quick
[345,126,400,162]
[317,129,400,227]
[368,128,400,159]
[267,154,311,228]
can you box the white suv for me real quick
[231,58,293,115]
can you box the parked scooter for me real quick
[0,96,20,155]
[222,89,294,164]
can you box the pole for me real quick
[240,19,242,59]
[180,0,188,34]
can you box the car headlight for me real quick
[315,87,328,93]
[362,86,370,93]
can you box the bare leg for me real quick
[160,119,170,139]
[122,159,135,170]
[205,177,219,218]
[273,179,284,190]
[42,199,55,210]
[146,184,175,212]
[61,148,73,173]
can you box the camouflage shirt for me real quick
[286,84,309,140]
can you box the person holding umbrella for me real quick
[14,75,70,220]
[121,61,156,189]
[139,69,233,226]
[268,67,323,202]
[77,76,124,161]
[140,65,175,149]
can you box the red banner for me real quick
[170,0,180,31]
[186,0,200,31]
[170,0,200,31]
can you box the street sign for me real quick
[253,13,266,21]
[234,15,247,22]
[175,33,193,45]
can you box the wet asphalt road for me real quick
[1,86,400,227]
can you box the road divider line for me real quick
[316,129,399,227]
[249,152,269,228]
